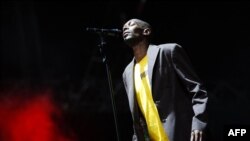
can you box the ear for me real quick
[143,28,151,36]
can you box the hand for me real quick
[190,130,203,141]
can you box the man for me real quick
[122,19,208,141]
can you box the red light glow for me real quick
[0,88,76,141]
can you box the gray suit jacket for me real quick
[122,43,208,141]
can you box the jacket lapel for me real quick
[147,45,159,87]
[126,59,136,116]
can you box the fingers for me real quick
[191,131,194,141]
[199,131,202,141]
[191,130,203,141]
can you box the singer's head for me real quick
[122,19,152,47]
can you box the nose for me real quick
[123,27,128,33]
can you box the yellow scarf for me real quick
[134,55,169,141]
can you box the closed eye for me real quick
[128,21,135,26]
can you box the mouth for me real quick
[123,32,130,38]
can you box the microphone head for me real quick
[109,29,122,33]
[85,27,122,37]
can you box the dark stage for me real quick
[1,0,250,141]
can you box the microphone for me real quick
[86,28,122,37]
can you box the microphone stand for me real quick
[97,33,120,141]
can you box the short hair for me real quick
[132,19,152,41]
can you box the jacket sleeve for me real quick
[171,44,208,131]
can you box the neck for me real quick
[132,41,149,63]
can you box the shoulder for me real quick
[157,43,182,51]
[152,43,182,56]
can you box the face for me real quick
[122,19,144,44]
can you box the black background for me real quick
[1,0,250,141]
